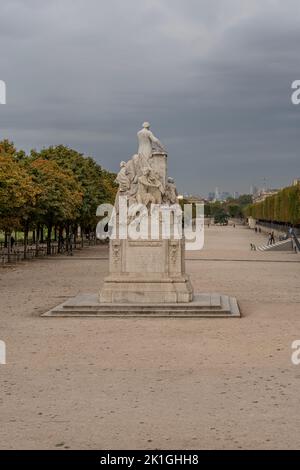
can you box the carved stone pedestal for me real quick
[43,230,241,318]
[100,237,193,304]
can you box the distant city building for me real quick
[221,191,232,201]
[208,188,238,202]
[186,196,206,204]
[180,194,206,203]
[292,178,300,186]
[253,189,279,204]
[250,185,258,196]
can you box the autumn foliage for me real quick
[0,140,117,250]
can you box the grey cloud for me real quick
[0,0,300,195]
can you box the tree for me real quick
[0,141,118,259]
[214,208,229,225]
[237,194,253,206]
[0,148,39,256]
[30,145,117,237]
[227,204,242,218]
[245,184,300,225]
[28,158,83,254]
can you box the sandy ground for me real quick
[1,225,300,450]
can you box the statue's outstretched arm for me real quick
[149,131,160,144]
[149,131,165,152]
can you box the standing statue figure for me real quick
[137,122,165,166]
[163,177,178,205]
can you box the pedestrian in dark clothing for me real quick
[267,233,272,246]
[270,231,275,245]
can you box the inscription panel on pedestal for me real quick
[125,242,166,273]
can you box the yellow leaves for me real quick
[0,142,116,231]
[28,158,83,222]
[0,155,37,208]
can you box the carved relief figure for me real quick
[137,167,164,208]
[116,161,130,193]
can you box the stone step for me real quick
[45,311,236,318]
[43,294,240,318]
[257,239,293,251]
[62,303,222,311]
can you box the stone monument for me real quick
[44,123,240,317]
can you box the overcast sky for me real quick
[1,0,299,195]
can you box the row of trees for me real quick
[245,184,300,225]
[0,140,117,255]
[205,195,253,224]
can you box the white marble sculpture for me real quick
[115,122,170,209]
[164,177,178,205]
[137,122,165,163]
[98,122,195,304]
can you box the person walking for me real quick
[270,231,275,245]
[267,232,272,246]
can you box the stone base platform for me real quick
[42,293,241,318]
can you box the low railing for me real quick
[256,220,300,236]
[292,234,300,252]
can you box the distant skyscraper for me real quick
[214,187,220,201]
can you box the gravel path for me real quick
[1,226,300,449]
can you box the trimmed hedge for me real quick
[245,184,300,225]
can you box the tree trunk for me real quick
[73,224,77,250]
[58,226,64,253]
[24,222,29,260]
[81,226,84,248]
[66,224,70,253]
[36,224,40,257]
[6,232,11,263]
[46,223,52,255]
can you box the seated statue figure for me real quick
[137,167,165,208]
[115,161,130,193]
